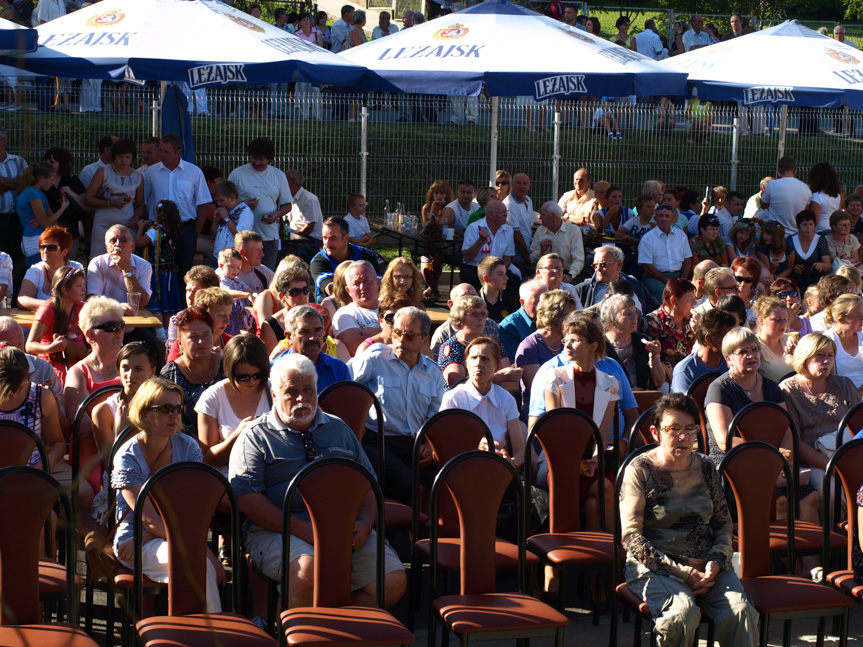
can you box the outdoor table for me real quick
[0,308,163,328]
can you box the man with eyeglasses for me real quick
[332,261,382,356]
[230,353,407,611]
[271,305,348,393]
[461,199,521,297]
[671,309,735,394]
[529,201,584,280]
[350,307,445,504]
[558,168,596,226]
[573,245,657,313]
[692,267,737,318]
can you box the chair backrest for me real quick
[628,407,656,448]
[319,380,385,484]
[0,466,74,626]
[72,384,123,510]
[633,390,663,412]
[411,410,494,540]
[822,439,863,571]
[685,371,722,454]
[430,451,524,596]
[718,442,794,579]
[133,462,238,617]
[837,401,863,448]
[612,443,655,585]
[0,420,48,470]
[107,425,139,522]
[525,408,604,534]
[281,458,385,609]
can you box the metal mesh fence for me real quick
[3,85,863,216]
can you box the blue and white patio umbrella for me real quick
[0,0,365,87]
[0,19,37,56]
[339,0,687,100]
[661,20,863,108]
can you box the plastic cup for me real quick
[126,292,141,316]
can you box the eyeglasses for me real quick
[732,346,761,357]
[659,424,700,436]
[465,310,488,318]
[148,403,185,415]
[777,290,798,299]
[654,205,673,212]
[107,237,131,245]
[383,312,396,326]
[235,371,266,382]
[495,180,509,186]
[735,275,756,284]
[541,265,563,272]
[92,320,126,332]
[592,262,613,269]
[393,274,413,281]
[287,285,310,297]
[39,243,60,252]
[392,328,423,341]
[301,430,316,461]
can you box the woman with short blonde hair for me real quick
[755,295,794,382]
[824,294,863,389]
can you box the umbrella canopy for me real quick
[339,0,687,98]
[0,0,365,87]
[0,19,37,56]
[661,20,863,109]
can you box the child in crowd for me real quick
[211,179,253,267]
[593,97,621,139]
[804,284,821,318]
[136,200,182,339]
[478,255,519,323]
[217,248,256,335]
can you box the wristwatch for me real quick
[123,271,135,279]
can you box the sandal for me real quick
[422,289,439,304]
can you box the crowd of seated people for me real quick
[6,129,863,644]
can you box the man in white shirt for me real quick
[632,19,667,60]
[372,11,398,39]
[682,15,710,52]
[401,9,414,28]
[332,261,381,355]
[744,177,773,221]
[79,135,116,190]
[760,156,812,236]
[0,127,28,283]
[444,180,479,233]
[834,25,857,49]
[638,205,693,302]
[462,200,521,299]
[502,173,535,266]
[143,133,211,277]
[344,193,374,248]
[329,4,354,53]
[227,137,293,270]
[33,0,64,24]
[285,170,323,263]
[137,136,160,174]
[529,201,584,279]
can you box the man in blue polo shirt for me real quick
[309,216,387,301]
[271,305,349,393]
[499,279,546,360]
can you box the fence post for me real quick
[489,96,499,187]
[552,105,561,200]
[151,99,160,138]
[730,116,739,191]
[777,105,788,162]
[360,104,369,198]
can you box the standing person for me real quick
[135,200,183,335]
[17,226,83,311]
[316,10,332,49]
[17,162,69,265]
[143,134,211,278]
[42,147,90,261]
[85,138,145,260]
[228,138,293,270]
[808,162,842,233]
[284,171,323,263]
[761,156,812,236]
[0,127,29,287]
[25,266,88,386]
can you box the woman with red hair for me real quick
[643,278,697,384]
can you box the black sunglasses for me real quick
[654,205,672,212]
[39,243,60,252]
[235,371,266,382]
[383,312,396,325]
[148,403,185,415]
[777,290,799,299]
[287,285,310,298]
[92,320,126,332]
[735,275,756,284]
[495,180,509,186]
[301,430,316,462]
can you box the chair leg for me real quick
[759,614,768,647]
[839,609,849,647]
[408,551,423,631]
[816,617,825,647]
[441,571,453,647]
[609,594,618,647]
[706,618,716,647]
[592,571,601,626]
[633,610,642,647]
[105,589,115,647]
[267,578,278,634]
[555,626,565,647]
[427,608,436,647]
[783,619,792,647]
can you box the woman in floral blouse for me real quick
[643,278,697,385]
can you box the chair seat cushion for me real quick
[385,500,426,528]
[741,576,855,613]
[826,570,863,600]
[433,592,569,633]
[39,557,84,594]
[281,606,415,646]
[113,565,167,590]
[137,612,276,647]
[615,582,651,617]
[732,522,845,552]
[0,623,99,646]
[416,538,540,569]
[527,532,615,565]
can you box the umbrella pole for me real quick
[777,105,788,162]
[489,95,499,187]
[552,105,561,200]
[361,103,369,199]
[730,117,739,191]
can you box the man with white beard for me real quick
[229,353,407,609]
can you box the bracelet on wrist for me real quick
[357,517,372,531]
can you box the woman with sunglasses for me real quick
[25,266,88,386]
[65,297,125,499]
[160,307,225,433]
[770,278,812,336]
[259,267,312,355]
[356,295,412,356]
[112,377,224,612]
[18,225,83,312]
[731,256,760,328]
[494,170,512,201]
